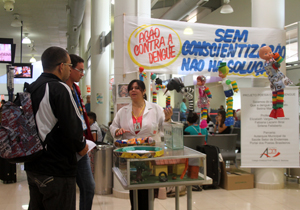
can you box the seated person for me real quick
[234,110,241,128]
[184,112,207,135]
[87,112,103,142]
[214,110,231,134]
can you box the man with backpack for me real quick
[24,46,88,210]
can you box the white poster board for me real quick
[241,87,299,168]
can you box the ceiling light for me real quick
[11,13,22,27]
[22,33,31,44]
[29,55,36,63]
[183,27,193,35]
[220,0,233,14]
[111,0,115,4]
[22,204,29,210]
[188,16,197,23]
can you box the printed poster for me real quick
[241,87,299,168]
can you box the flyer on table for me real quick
[241,87,299,168]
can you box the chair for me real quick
[207,134,237,165]
[231,127,241,152]
[183,135,206,150]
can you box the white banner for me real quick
[124,16,285,78]
[240,87,299,168]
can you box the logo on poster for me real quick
[260,147,281,158]
[128,24,182,69]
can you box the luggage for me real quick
[0,157,16,183]
[197,145,222,189]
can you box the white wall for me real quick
[287,68,300,85]
[205,82,226,110]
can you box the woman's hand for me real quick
[115,128,130,137]
[164,107,173,121]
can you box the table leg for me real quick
[148,189,154,210]
[187,186,192,210]
[133,189,138,210]
[175,186,179,210]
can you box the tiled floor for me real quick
[2,167,300,210]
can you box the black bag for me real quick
[0,157,16,183]
[197,145,222,189]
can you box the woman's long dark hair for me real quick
[218,110,226,128]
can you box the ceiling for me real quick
[0,0,222,64]
[0,0,68,64]
[0,0,298,65]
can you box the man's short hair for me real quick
[87,112,97,122]
[69,54,84,68]
[41,47,69,72]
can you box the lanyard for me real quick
[132,103,145,132]
[73,86,83,114]
[132,103,145,120]
[192,126,200,134]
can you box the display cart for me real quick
[113,144,212,210]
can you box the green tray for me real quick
[114,146,164,159]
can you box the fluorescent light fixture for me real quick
[22,33,31,44]
[220,0,233,14]
[22,204,29,210]
[29,56,36,63]
[188,16,197,23]
[11,13,22,27]
[183,27,193,35]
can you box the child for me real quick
[184,112,207,135]
[87,112,103,142]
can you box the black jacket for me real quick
[24,73,85,177]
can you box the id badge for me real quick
[151,123,158,135]
[80,114,87,131]
[134,122,141,132]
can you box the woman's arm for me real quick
[218,124,228,134]
[109,110,128,137]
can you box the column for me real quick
[113,0,151,198]
[80,0,91,97]
[90,0,111,125]
[251,0,285,189]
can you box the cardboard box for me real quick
[220,162,254,190]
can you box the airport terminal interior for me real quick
[1,0,300,209]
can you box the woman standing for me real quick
[214,110,231,134]
[110,79,173,210]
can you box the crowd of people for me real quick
[180,102,241,136]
